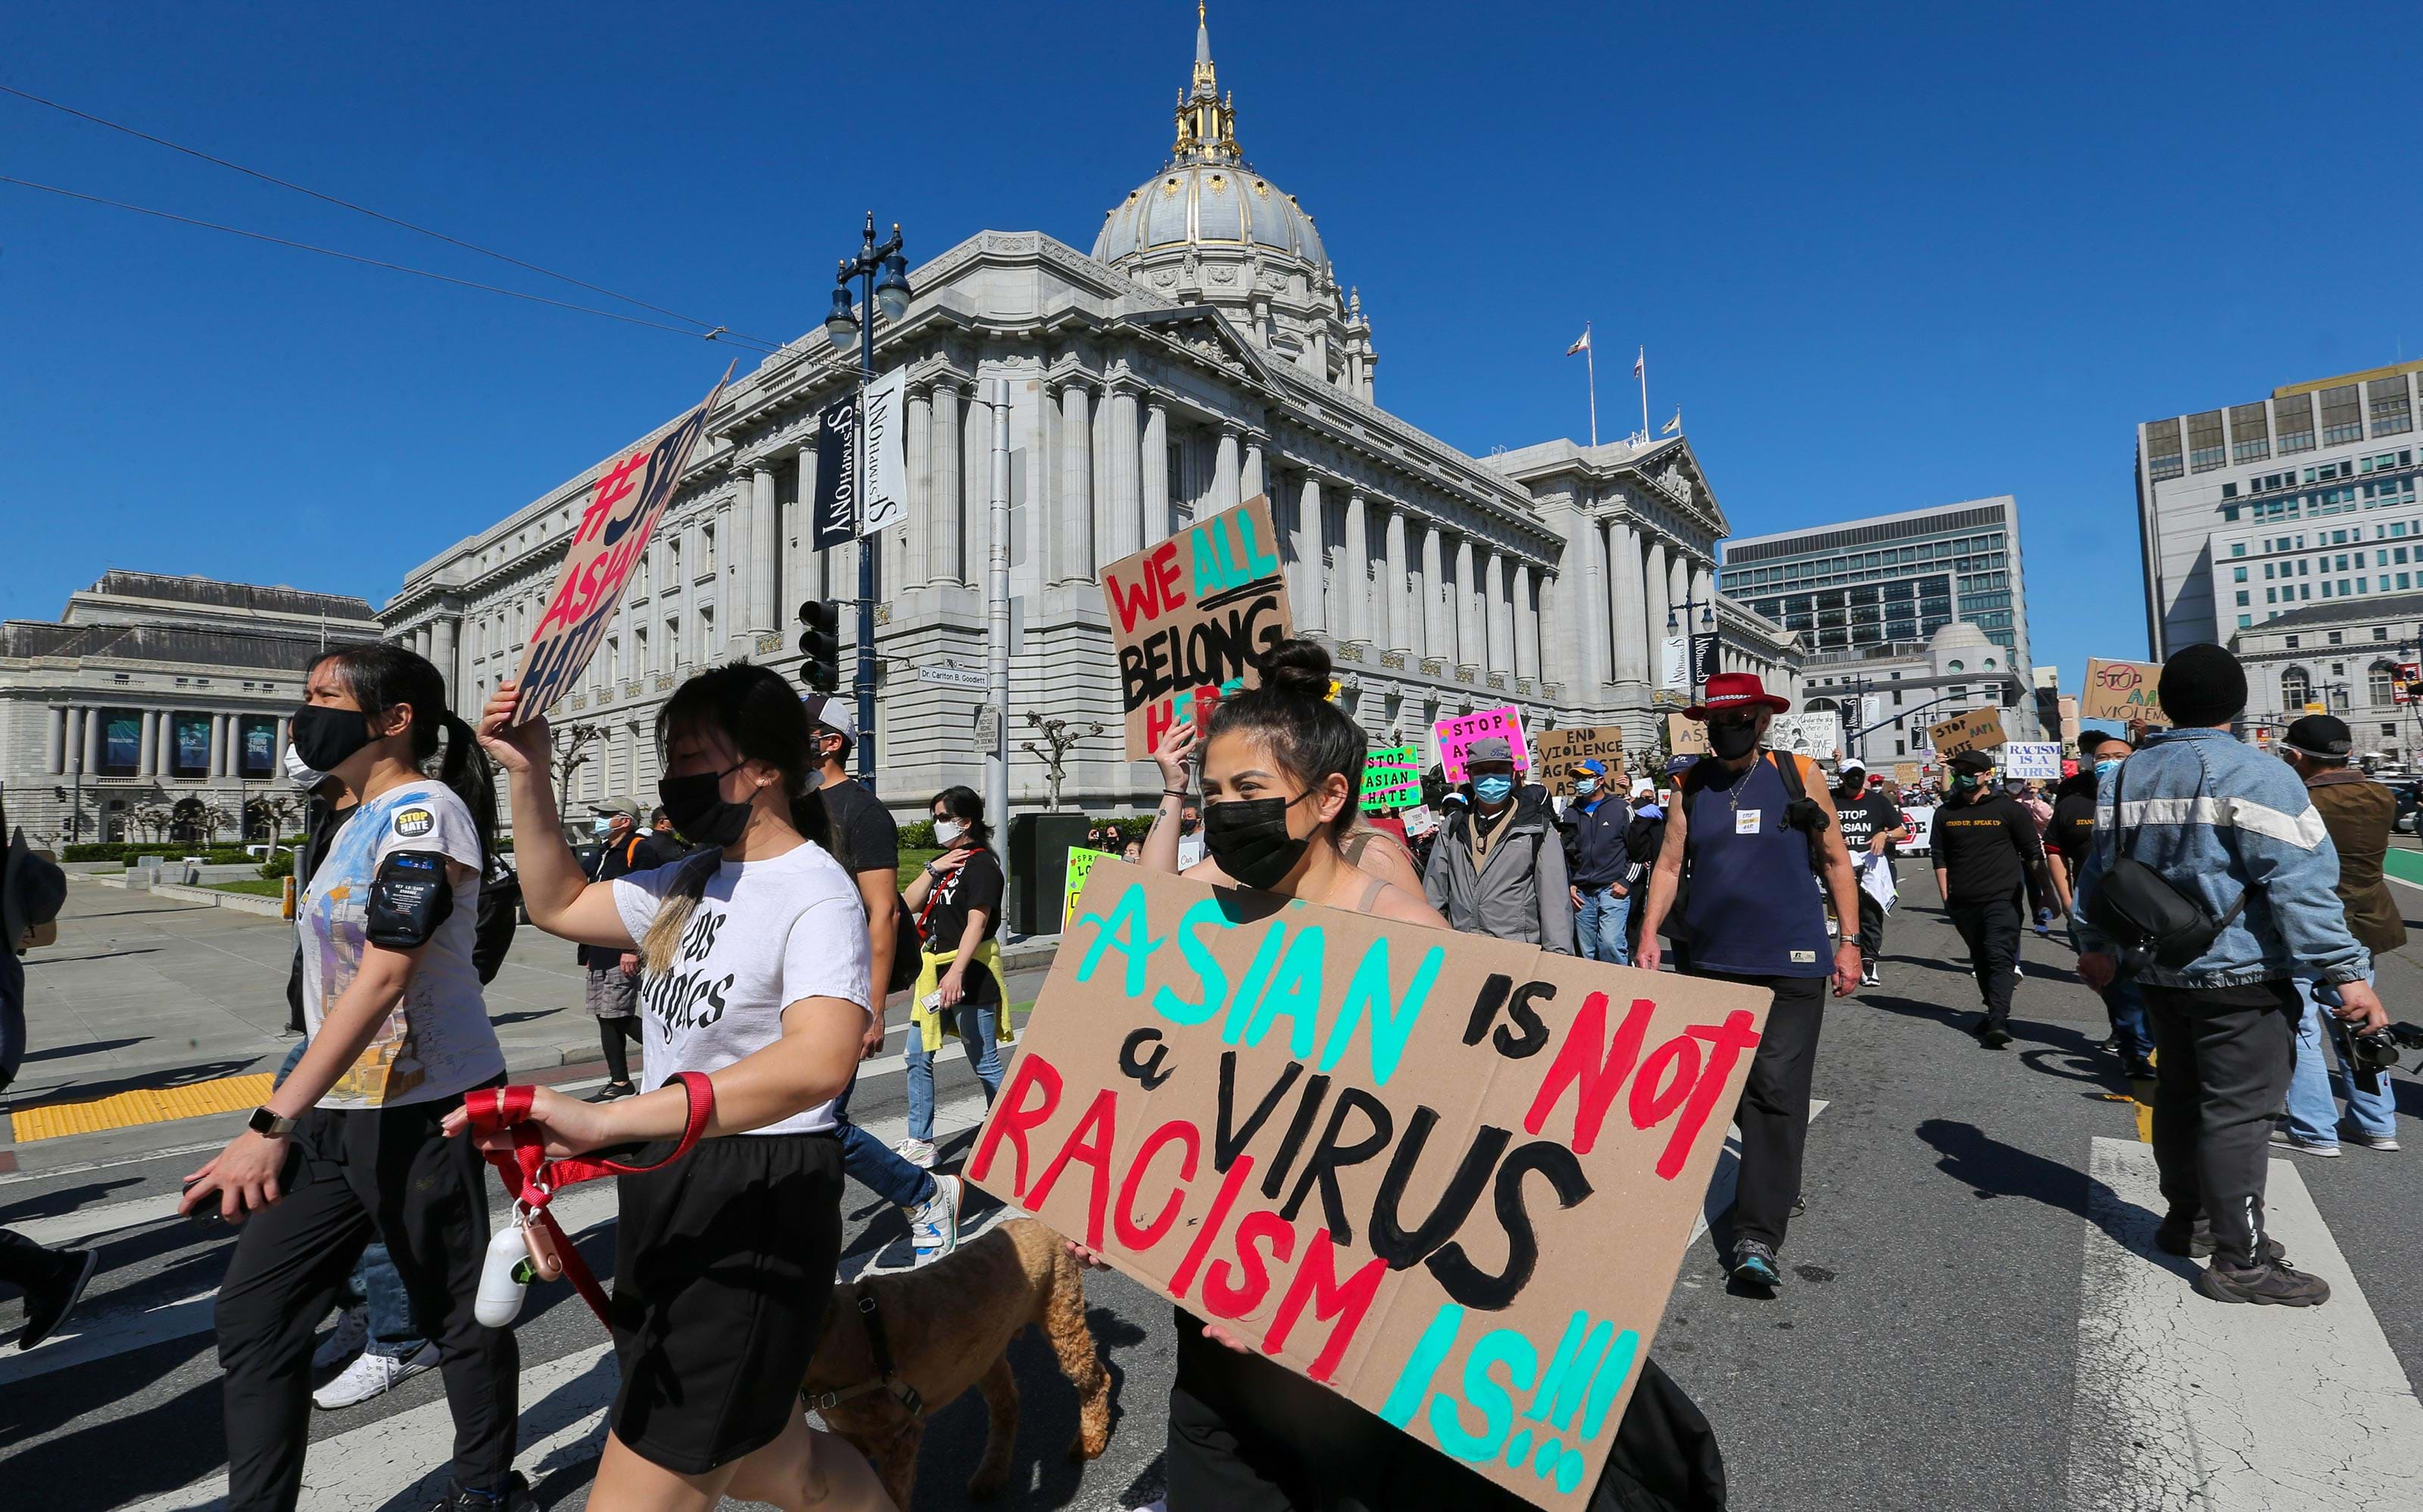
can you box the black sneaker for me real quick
[18,1248,98,1350]
[585,1080,637,1104]
[1730,1239,1780,1288]
[2194,1256,2331,1307]
[429,1473,531,1511]
[2153,1213,2285,1263]
[1979,1022,2013,1048]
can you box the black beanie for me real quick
[2157,642,2247,726]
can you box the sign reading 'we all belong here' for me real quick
[968,862,1770,1509]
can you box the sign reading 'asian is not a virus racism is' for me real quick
[967,862,1771,1510]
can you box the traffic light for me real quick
[797,600,840,692]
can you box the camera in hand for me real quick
[2346,1024,2401,1096]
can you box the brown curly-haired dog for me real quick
[803,1217,1112,1507]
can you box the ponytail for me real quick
[638,850,722,976]
[437,713,500,871]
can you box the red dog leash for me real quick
[460,1071,715,1326]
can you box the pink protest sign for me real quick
[1432,705,1530,784]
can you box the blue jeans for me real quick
[830,1078,935,1208]
[2069,925,2153,1068]
[1574,884,1631,965]
[273,1040,426,1359]
[2285,975,2398,1144]
[905,999,1005,1143]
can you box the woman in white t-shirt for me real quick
[458,662,893,1512]
[180,643,525,1512]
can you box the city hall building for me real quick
[0,572,382,843]
[382,14,1802,815]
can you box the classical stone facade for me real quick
[0,572,381,844]
[382,13,1801,816]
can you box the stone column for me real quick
[1420,524,1448,662]
[1514,562,1539,682]
[64,708,85,775]
[45,706,66,775]
[1380,506,1410,653]
[1642,537,1670,684]
[1059,380,1095,585]
[139,709,158,777]
[1483,550,1511,674]
[275,715,290,768]
[748,464,778,638]
[1141,399,1171,544]
[1293,475,1327,634]
[432,616,458,709]
[1692,560,1714,614]
[1103,383,1141,566]
[904,385,934,589]
[1454,536,1481,673]
[931,380,964,585]
[1608,519,1648,689]
[1242,433,1266,502]
[1341,492,1371,645]
[157,711,174,775]
[1214,425,1242,513]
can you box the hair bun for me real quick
[1256,638,1333,700]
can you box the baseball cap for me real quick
[2281,713,2353,759]
[1467,737,1514,766]
[1948,750,1996,775]
[592,796,645,821]
[1573,759,1608,778]
[800,692,859,745]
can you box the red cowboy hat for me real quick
[1683,671,1793,721]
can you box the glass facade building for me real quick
[1718,497,2031,672]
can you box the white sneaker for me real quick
[311,1307,369,1373]
[892,1137,937,1169]
[908,1174,962,1266]
[313,1342,438,1409]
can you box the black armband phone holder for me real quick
[367,851,454,948]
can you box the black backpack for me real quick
[2083,756,2246,974]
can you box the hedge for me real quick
[65,842,300,865]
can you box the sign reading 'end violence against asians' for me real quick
[510,367,733,724]
[966,862,1771,1509]
[1102,496,1293,760]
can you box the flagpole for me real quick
[1638,346,1649,442]
[1583,321,1598,447]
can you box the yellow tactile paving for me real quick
[8,1072,276,1143]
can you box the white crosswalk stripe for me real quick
[2066,1136,2423,1510]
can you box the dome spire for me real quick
[1173,2,1240,164]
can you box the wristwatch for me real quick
[248,1106,296,1138]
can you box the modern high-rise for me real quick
[1718,497,2032,671]
[2135,358,2423,657]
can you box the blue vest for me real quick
[1680,753,1831,977]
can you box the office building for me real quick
[2136,359,2423,656]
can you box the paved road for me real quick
[8,858,2423,1510]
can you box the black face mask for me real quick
[1202,792,1314,890]
[291,703,376,775]
[657,763,753,849]
[1707,718,1760,761]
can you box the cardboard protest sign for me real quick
[1926,706,2006,758]
[1433,705,1530,784]
[1892,762,1923,787]
[1665,712,1709,758]
[2000,741,2061,780]
[968,862,1771,1509]
[1063,847,1114,927]
[1359,746,1421,812]
[1102,495,1293,759]
[1533,725,1625,797]
[1767,711,1841,763]
[511,366,731,723]
[2082,658,2169,727]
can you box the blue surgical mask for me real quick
[2095,759,2121,777]
[592,816,614,834]
[1573,778,1598,798]
[1473,774,1516,805]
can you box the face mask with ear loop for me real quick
[656,763,755,849]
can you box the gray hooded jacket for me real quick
[1422,786,1576,953]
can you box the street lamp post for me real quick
[1665,593,1717,703]
[822,212,913,790]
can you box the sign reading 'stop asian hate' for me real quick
[1101,497,1293,760]
[968,862,1770,1509]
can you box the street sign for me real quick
[918,662,990,690]
[975,703,1002,747]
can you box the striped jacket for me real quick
[2071,726,2369,989]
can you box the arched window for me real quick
[2368,661,2396,707]
[2281,666,2312,709]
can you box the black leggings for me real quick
[215,1087,518,1510]
[600,1015,642,1084]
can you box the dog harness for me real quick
[460,1071,714,1327]
[803,1284,925,1417]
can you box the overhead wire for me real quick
[0,79,793,351]
[0,174,787,353]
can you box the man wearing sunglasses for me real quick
[1636,673,1863,1290]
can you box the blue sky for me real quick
[4,2,2420,694]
